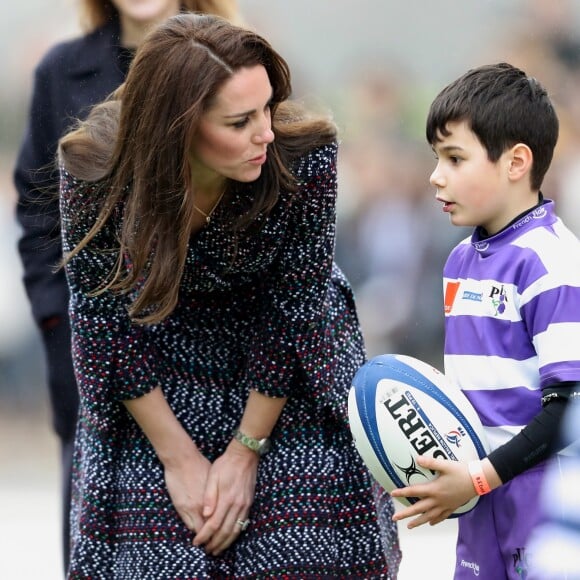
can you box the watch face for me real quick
[234,430,271,456]
[247,438,259,451]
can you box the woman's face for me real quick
[110,0,181,26]
[189,65,275,190]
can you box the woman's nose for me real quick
[253,111,274,144]
[260,126,275,144]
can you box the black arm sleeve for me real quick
[487,382,577,483]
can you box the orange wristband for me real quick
[468,460,492,496]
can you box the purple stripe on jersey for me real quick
[521,285,580,335]
[443,243,472,278]
[445,316,536,359]
[463,387,541,427]
[444,245,547,290]
[539,361,580,389]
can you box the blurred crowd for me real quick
[1,0,580,409]
[335,0,580,366]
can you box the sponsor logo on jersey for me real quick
[444,281,461,313]
[474,241,489,252]
[462,290,483,302]
[460,559,480,576]
[512,547,528,578]
[512,206,547,230]
[533,206,547,219]
[489,285,508,316]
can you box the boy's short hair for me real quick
[426,62,559,191]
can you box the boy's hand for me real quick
[391,455,476,528]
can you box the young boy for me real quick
[391,62,580,579]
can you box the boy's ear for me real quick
[507,143,533,182]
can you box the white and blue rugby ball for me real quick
[348,353,490,516]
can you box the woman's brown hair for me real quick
[59,13,336,325]
[79,0,241,32]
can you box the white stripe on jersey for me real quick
[484,425,524,452]
[533,322,580,368]
[443,278,522,321]
[516,224,580,307]
[445,354,539,392]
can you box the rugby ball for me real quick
[348,353,490,516]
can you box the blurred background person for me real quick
[333,64,469,364]
[12,1,240,574]
[528,394,580,579]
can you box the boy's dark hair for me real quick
[426,62,559,191]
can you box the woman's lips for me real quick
[248,153,267,165]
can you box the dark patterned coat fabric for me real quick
[60,143,401,578]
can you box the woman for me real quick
[13,2,239,572]
[59,13,400,578]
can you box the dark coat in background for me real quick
[13,18,129,573]
[14,18,127,439]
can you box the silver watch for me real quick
[232,429,271,456]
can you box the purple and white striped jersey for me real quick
[442,200,580,452]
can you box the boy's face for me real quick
[429,121,514,235]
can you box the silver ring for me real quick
[236,518,250,531]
